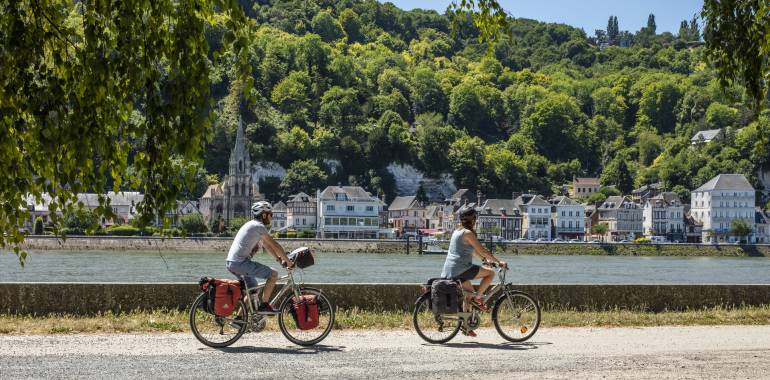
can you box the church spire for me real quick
[234,115,245,153]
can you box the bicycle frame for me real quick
[441,266,513,322]
[239,269,302,316]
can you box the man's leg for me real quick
[261,270,278,304]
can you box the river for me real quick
[2,250,770,284]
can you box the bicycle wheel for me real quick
[278,288,334,346]
[189,292,248,348]
[412,293,461,344]
[492,290,541,342]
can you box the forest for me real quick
[136,1,769,203]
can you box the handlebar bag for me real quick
[288,247,315,269]
[431,279,460,315]
[199,278,242,317]
[291,295,319,330]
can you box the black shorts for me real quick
[454,265,481,281]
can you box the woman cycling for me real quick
[441,206,507,336]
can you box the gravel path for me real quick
[1,326,770,379]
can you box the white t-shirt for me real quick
[226,220,269,262]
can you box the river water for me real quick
[2,250,770,284]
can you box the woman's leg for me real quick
[473,266,496,295]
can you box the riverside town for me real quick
[3,0,770,378]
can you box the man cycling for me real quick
[441,206,507,336]
[226,201,294,315]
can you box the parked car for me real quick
[568,239,580,243]
[535,238,548,242]
[619,239,629,243]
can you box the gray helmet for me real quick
[251,201,273,218]
[458,206,477,221]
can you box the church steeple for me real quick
[229,116,250,175]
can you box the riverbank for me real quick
[2,306,769,335]
[16,236,770,256]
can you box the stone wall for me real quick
[2,283,768,315]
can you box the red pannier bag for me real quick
[291,295,319,330]
[199,278,242,317]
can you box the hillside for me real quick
[192,0,769,203]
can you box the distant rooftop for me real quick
[693,174,754,192]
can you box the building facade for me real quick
[690,174,756,243]
[272,201,287,230]
[642,192,684,241]
[286,192,317,231]
[571,177,600,199]
[517,194,551,240]
[317,186,381,239]
[597,196,643,241]
[388,196,426,235]
[199,117,261,226]
[550,196,585,240]
[475,199,522,241]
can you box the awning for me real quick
[418,228,439,235]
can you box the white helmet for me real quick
[251,201,273,218]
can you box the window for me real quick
[340,218,348,225]
[336,193,347,201]
[327,205,335,211]
[347,205,354,212]
[366,206,374,212]
[325,218,331,225]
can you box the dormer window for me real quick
[335,193,347,201]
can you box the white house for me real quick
[755,209,769,244]
[691,174,756,243]
[550,196,585,240]
[272,201,287,230]
[642,192,684,241]
[516,194,551,240]
[317,186,381,239]
[690,128,723,145]
[26,192,144,228]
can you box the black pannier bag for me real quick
[288,247,315,269]
[198,276,216,314]
[431,279,460,315]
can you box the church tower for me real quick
[223,116,253,222]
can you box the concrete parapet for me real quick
[1,283,769,315]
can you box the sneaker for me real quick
[256,303,280,315]
[468,294,489,312]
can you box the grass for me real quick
[1,306,769,335]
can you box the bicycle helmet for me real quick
[251,201,273,218]
[458,206,478,221]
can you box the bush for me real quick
[33,217,44,235]
[634,237,651,244]
[286,231,297,238]
[61,227,85,235]
[180,214,208,234]
[299,230,316,238]
[230,217,248,231]
[106,225,141,236]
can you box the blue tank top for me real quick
[441,229,475,278]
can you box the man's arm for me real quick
[259,234,294,267]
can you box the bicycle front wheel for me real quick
[492,290,541,342]
[278,288,335,346]
[189,293,248,348]
[412,293,461,344]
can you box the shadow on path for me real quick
[202,344,346,355]
[429,341,551,351]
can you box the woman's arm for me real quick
[463,231,503,265]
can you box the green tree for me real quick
[592,223,609,241]
[702,0,770,108]
[730,218,752,243]
[311,11,345,43]
[520,93,586,162]
[62,208,99,236]
[601,158,634,194]
[271,71,311,126]
[647,14,657,35]
[33,217,44,235]
[280,160,329,198]
[319,86,362,132]
[180,214,208,234]
[637,80,682,134]
[448,135,486,190]
[705,103,738,129]
[414,114,459,176]
[412,67,448,115]
[339,9,364,43]
[607,16,619,44]
[0,0,248,264]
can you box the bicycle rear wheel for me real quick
[189,293,248,348]
[412,293,461,344]
[278,288,334,346]
[492,290,540,342]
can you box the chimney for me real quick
[476,190,484,205]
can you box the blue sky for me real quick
[385,0,704,35]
